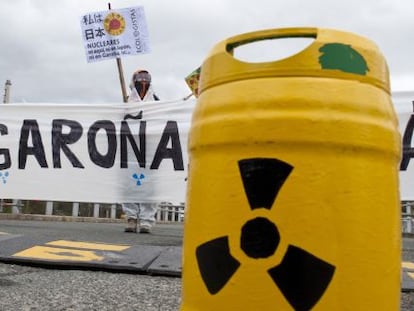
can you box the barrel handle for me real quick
[225,27,318,54]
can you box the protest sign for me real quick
[80,6,150,63]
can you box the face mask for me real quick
[135,81,150,100]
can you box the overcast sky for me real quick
[0,0,413,103]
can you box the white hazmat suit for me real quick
[122,69,160,233]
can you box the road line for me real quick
[402,261,414,270]
[46,240,130,251]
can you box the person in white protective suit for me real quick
[123,69,160,233]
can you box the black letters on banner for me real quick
[0,124,11,170]
[19,119,48,169]
[52,119,84,168]
[151,121,184,171]
[120,120,146,168]
[88,120,116,168]
[8,118,185,171]
[401,113,414,171]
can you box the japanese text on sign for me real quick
[80,6,150,63]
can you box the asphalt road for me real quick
[0,262,181,311]
[0,219,183,247]
[1,262,413,311]
[0,219,182,311]
[0,219,183,277]
[0,219,413,310]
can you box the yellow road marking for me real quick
[408,272,414,280]
[46,240,130,251]
[13,246,104,262]
[0,232,8,235]
[12,240,131,262]
[402,261,414,270]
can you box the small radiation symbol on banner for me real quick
[104,12,126,36]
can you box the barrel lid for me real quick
[199,27,390,94]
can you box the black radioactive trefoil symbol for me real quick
[195,157,335,311]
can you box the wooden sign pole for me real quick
[108,2,128,103]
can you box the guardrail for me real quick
[402,216,414,234]
[3,199,412,229]
[402,201,414,234]
[0,200,185,223]
[157,203,185,222]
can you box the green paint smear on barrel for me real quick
[319,43,369,75]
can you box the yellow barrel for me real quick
[181,28,401,311]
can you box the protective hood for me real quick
[128,69,157,102]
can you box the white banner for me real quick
[1,93,414,203]
[80,6,150,63]
[394,91,414,200]
[0,99,194,204]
